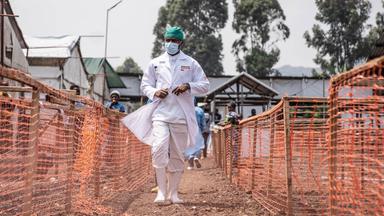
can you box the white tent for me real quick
[24,35,89,95]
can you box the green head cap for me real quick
[164,26,185,41]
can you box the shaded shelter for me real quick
[204,72,279,117]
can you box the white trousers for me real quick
[151,121,188,172]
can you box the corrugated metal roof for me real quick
[83,58,104,75]
[83,58,126,88]
[206,72,279,99]
[24,35,79,58]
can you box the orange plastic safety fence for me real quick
[328,57,384,215]
[212,97,329,215]
[0,96,34,215]
[0,66,152,215]
[212,57,384,215]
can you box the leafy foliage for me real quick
[232,0,289,77]
[116,57,143,74]
[152,0,228,76]
[367,0,384,48]
[304,0,372,75]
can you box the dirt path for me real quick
[101,158,269,216]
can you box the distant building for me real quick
[83,58,126,103]
[0,1,28,71]
[116,73,329,101]
[206,73,329,117]
[24,35,89,96]
[112,72,142,104]
[116,72,329,115]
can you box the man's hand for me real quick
[154,88,169,99]
[172,83,190,96]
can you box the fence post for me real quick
[223,129,227,177]
[229,127,233,183]
[250,121,257,192]
[267,113,275,197]
[283,99,293,215]
[65,103,75,214]
[94,111,103,198]
[54,113,62,177]
[218,129,222,168]
[23,89,39,216]
[211,130,217,166]
[329,92,338,215]
[114,115,123,190]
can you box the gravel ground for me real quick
[96,158,271,216]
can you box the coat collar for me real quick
[160,51,188,61]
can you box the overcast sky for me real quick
[12,0,383,75]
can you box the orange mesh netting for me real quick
[0,66,152,215]
[212,97,329,215]
[212,56,384,215]
[328,57,384,215]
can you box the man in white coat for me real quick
[140,26,209,204]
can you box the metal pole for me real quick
[103,10,109,104]
[322,75,325,97]
[104,0,123,60]
[104,11,109,60]
[103,0,123,103]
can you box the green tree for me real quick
[367,0,384,48]
[116,57,143,74]
[378,0,384,27]
[232,0,289,77]
[152,0,228,76]
[304,0,372,75]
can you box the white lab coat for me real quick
[122,51,209,148]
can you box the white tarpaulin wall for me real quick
[24,35,89,94]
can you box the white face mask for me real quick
[165,42,180,55]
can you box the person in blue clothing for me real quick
[105,90,125,113]
[184,102,205,170]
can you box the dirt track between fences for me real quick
[81,158,271,216]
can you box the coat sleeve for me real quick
[141,62,158,101]
[188,61,209,95]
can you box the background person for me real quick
[184,101,205,170]
[202,105,211,158]
[214,108,222,125]
[105,90,125,113]
[249,108,256,117]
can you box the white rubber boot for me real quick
[167,172,184,204]
[154,168,167,204]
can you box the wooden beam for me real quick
[23,89,39,216]
[65,96,75,214]
[283,100,293,215]
[267,113,275,198]
[229,128,233,183]
[0,86,32,92]
[223,129,227,177]
[329,94,338,215]
[0,14,19,17]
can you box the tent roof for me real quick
[5,2,28,49]
[206,72,279,99]
[83,58,126,88]
[24,35,79,58]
